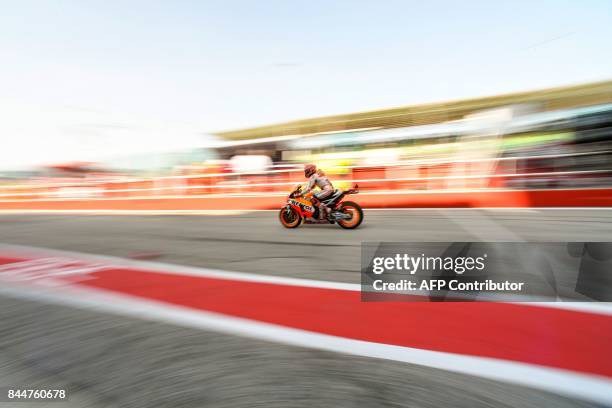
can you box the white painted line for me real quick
[0,282,611,405]
[0,244,360,292]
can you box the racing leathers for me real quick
[303,171,334,219]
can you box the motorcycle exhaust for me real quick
[330,211,352,221]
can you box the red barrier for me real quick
[0,188,611,211]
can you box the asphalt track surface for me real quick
[1,209,611,407]
[2,209,612,283]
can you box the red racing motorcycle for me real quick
[279,184,364,229]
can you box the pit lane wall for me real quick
[0,188,611,212]
[2,155,611,211]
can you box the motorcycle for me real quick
[279,184,364,229]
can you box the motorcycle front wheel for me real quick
[279,206,302,228]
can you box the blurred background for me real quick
[1,80,612,207]
[1,1,612,207]
[1,1,612,408]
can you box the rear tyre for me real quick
[337,201,363,229]
[279,206,302,228]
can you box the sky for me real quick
[1,0,611,169]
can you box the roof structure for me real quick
[215,80,612,141]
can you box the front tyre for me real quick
[279,206,302,228]
[337,201,363,229]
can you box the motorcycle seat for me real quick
[322,189,344,204]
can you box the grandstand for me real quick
[215,80,612,140]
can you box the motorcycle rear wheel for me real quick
[337,201,363,229]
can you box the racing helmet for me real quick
[304,164,317,178]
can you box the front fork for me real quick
[285,204,298,217]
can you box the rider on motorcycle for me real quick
[302,164,334,220]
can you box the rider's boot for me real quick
[320,203,332,220]
[318,204,326,220]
